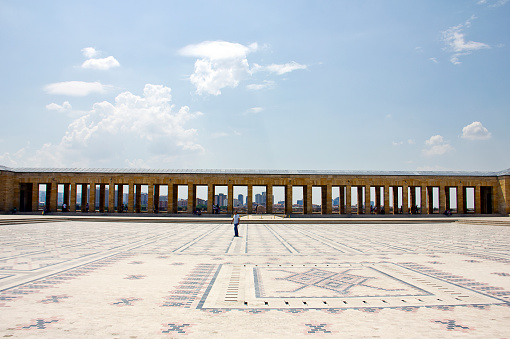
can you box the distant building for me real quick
[238,194,244,206]
[215,193,227,206]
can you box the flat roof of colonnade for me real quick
[3,167,510,177]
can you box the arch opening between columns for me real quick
[213,185,228,214]
[252,185,267,214]
[292,186,304,214]
[272,186,285,214]
[332,186,340,214]
[233,185,247,214]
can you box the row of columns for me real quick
[28,182,494,215]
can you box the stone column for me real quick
[346,185,352,215]
[117,184,124,213]
[107,183,114,213]
[402,184,408,214]
[323,185,332,214]
[227,184,233,214]
[128,183,135,213]
[135,184,141,213]
[147,183,154,213]
[365,185,371,214]
[171,184,178,213]
[285,185,292,215]
[50,182,58,212]
[266,184,273,214]
[357,186,363,215]
[491,185,498,215]
[420,186,427,214]
[89,184,96,213]
[305,185,312,214]
[439,186,446,214]
[247,185,253,214]
[457,186,464,214]
[207,184,214,214]
[475,185,482,214]
[187,183,195,213]
[99,185,105,212]
[339,186,345,214]
[32,183,39,212]
[392,187,398,214]
[384,185,390,214]
[70,183,76,212]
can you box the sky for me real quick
[0,0,509,172]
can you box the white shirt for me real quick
[233,214,240,224]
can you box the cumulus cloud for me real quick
[442,16,490,64]
[246,80,276,91]
[462,121,491,140]
[179,41,258,60]
[46,101,72,112]
[81,47,99,58]
[80,47,120,70]
[423,135,454,156]
[44,81,112,96]
[261,61,307,75]
[82,56,120,70]
[7,84,203,167]
[178,41,257,95]
[179,40,306,95]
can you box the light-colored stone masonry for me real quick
[1,168,509,215]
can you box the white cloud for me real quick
[81,47,99,58]
[423,135,454,156]
[44,81,112,96]
[246,107,263,114]
[425,135,444,145]
[178,41,258,95]
[392,141,403,146]
[246,80,276,91]
[442,16,490,64]
[8,84,204,167]
[429,57,438,63]
[408,139,415,145]
[212,132,229,138]
[82,56,120,70]
[179,41,258,60]
[491,0,509,7]
[46,101,72,112]
[179,41,306,95]
[479,0,509,7]
[262,61,307,75]
[462,121,491,140]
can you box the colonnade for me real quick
[8,170,505,215]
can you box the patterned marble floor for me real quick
[1,218,509,338]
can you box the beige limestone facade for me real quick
[1,167,509,215]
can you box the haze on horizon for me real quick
[0,0,509,172]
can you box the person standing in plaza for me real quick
[231,211,240,237]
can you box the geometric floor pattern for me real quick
[1,217,509,337]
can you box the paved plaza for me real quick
[1,216,510,338]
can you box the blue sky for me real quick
[0,0,509,171]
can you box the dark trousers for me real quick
[234,223,239,236]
